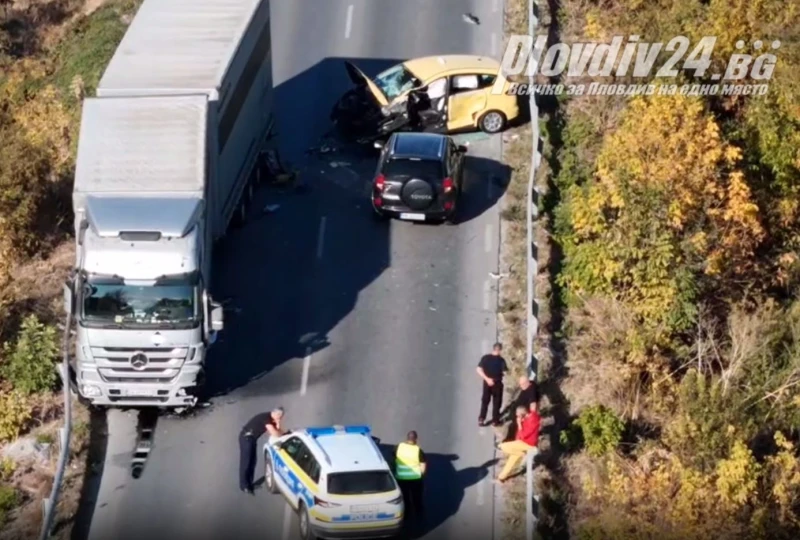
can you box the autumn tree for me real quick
[558,94,764,333]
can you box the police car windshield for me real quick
[327,471,395,495]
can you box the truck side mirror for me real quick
[210,302,224,332]
[63,281,74,315]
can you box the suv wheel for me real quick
[299,502,317,540]
[478,110,507,134]
[263,453,279,494]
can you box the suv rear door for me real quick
[381,158,445,210]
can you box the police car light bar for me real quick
[306,425,371,437]
[344,425,371,434]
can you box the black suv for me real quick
[371,132,467,224]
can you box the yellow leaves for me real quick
[11,85,73,175]
[564,94,764,329]
[765,432,800,524]
[715,441,761,507]
[580,439,799,539]
[583,11,605,41]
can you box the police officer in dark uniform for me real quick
[239,407,285,494]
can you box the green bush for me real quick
[0,483,18,526]
[572,405,625,457]
[1,314,59,395]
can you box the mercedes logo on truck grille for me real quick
[130,352,149,371]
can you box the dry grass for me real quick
[0,400,90,540]
[0,240,91,540]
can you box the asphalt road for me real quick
[82,1,509,539]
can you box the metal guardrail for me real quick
[39,308,73,540]
[525,1,542,539]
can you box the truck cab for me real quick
[65,195,224,408]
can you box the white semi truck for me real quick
[63,0,273,409]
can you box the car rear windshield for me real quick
[382,158,443,179]
[327,471,396,495]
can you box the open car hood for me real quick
[344,61,389,107]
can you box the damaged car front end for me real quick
[331,61,419,144]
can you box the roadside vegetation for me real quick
[505,1,800,539]
[0,0,140,537]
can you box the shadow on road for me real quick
[457,156,511,224]
[374,442,496,539]
[202,57,404,400]
[202,56,511,400]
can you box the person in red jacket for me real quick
[496,403,541,483]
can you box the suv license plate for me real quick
[400,213,425,221]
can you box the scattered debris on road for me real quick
[463,13,480,25]
[489,272,509,279]
[263,204,280,213]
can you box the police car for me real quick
[263,425,404,539]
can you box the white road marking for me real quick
[300,347,311,396]
[484,223,493,253]
[345,4,354,39]
[483,280,491,310]
[316,216,327,260]
[492,0,499,12]
[477,474,487,506]
[491,32,498,57]
[281,503,292,540]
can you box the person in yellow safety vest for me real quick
[394,430,427,521]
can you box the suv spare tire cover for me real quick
[401,178,436,211]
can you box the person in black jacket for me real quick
[239,407,286,494]
[476,343,509,426]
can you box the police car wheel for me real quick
[264,453,279,494]
[298,503,316,540]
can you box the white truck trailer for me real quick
[63,0,273,409]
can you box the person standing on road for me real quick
[496,404,541,483]
[394,431,427,521]
[239,407,286,494]
[477,343,509,426]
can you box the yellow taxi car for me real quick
[331,55,520,139]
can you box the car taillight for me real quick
[443,177,454,193]
[374,197,383,207]
[444,201,454,210]
[314,496,341,508]
[374,174,386,191]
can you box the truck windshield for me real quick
[82,282,197,328]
